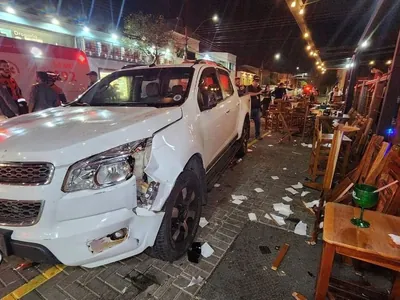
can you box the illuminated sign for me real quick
[13,30,43,43]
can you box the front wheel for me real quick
[236,117,250,158]
[149,170,203,262]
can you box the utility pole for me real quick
[183,0,189,60]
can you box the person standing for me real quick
[47,72,67,105]
[86,71,98,89]
[29,72,57,113]
[247,76,263,140]
[235,77,245,96]
[261,85,272,118]
[272,82,287,100]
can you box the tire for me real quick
[236,117,250,158]
[149,169,203,262]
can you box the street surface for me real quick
[0,130,319,300]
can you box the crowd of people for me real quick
[235,76,288,140]
[0,59,98,120]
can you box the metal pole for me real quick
[183,0,189,60]
[377,30,400,137]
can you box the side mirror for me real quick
[201,84,220,110]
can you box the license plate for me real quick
[0,229,13,256]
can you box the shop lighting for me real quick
[212,14,219,22]
[369,60,375,66]
[386,60,392,65]
[51,18,60,25]
[30,47,42,58]
[83,26,90,33]
[111,33,119,40]
[299,7,305,15]
[5,6,16,14]
[291,1,296,8]
[303,32,309,38]
[274,53,281,60]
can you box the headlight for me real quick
[62,139,151,193]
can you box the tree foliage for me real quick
[123,12,172,64]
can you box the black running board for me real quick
[205,137,241,192]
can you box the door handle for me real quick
[225,109,230,114]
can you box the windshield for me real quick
[77,67,194,107]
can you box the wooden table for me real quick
[315,202,400,299]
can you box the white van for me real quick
[0,37,90,102]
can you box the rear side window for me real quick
[217,69,234,99]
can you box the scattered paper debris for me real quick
[237,158,243,163]
[389,234,400,246]
[292,151,302,155]
[271,176,279,180]
[285,187,299,195]
[305,200,320,208]
[268,144,274,147]
[273,203,293,217]
[283,167,287,170]
[277,270,286,277]
[270,214,286,226]
[282,196,293,202]
[187,276,204,288]
[267,134,272,137]
[199,217,209,228]
[232,195,248,201]
[294,221,308,236]
[232,199,243,205]
[247,148,253,153]
[248,213,257,221]
[301,143,307,147]
[301,191,310,197]
[319,221,324,229]
[214,183,221,188]
[201,242,214,258]
[307,144,313,148]
[254,188,264,193]
[292,182,303,189]
[264,213,272,220]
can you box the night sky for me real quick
[15,0,400,73]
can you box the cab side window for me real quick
[197,68,223,111]
[217,69,234,99]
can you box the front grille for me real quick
[0,199,43,226]
[0,163,54,185]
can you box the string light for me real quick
[291,1,296,8]
[386,60,392,65]
[299,7,305,15]
[303,32,309,38]
[306,45,311,51]
[316,61,320,65]
[369,61,375,65]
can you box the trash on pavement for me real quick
[285,187,299,195]
[259,245,271,254]
[247,148,253,153]
[187,242,202,263]
[268,144,274,147]
[292,292,307,300]
[232,199,243,205]
[248,213,257,221]
[187,276,204,288]
[301,143,307,147]
[273,203,293,217]
[292,151,302,155]
[286,217,300,224]
[271,176,279,180]
[214,183,221,188]
[199,217,209,228]
[201,242,214,258]
[232,195,248,201]
[264,213,272,220]
[270,214,286,226]
[271,243,289,271]
[304,200,320,208]
[292,182,303,189]
[301,191,310,197]
[13,261,38,271]
[283,167,287,170]
[294,221,308,236]
[282,196,293,202]
[254,188,264,193]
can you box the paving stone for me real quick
[204,235,230,251]
[21,291,46,300]
[161,284,181,300]
[38,286,71,300]
[0,279,26,298]
[135,258,155,274]
[209,246,225,258]
[162,264,182,278]
[105,273,132,293]
[202,254,220,266]
[85,276,113,296]
[63,282,92,300]
[0,269,20,285]
[37,273,68,294]
[151,259,167,270]
[144,267,170,285]
[220,222,242,233]
[97,264,121,281]
[120,257,141,268]
[216,227,238,238]
[175,291,193,300]
[57,268,87,289]
[102,288,121,299]
[213,232,235,244]
[152,278,174,299]
[78,268,106,285]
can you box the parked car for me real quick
[0,61,250,267]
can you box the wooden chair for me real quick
[308,122,353,183]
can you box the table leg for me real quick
[315,242,336,300]
[390,272,400,300]
[341,142,351,178]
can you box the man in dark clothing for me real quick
[29,72,57,113]
[272,82,287,100]
[87,71,98,89]
[261,85,272,117]
[247,76,263,140]
[235,77,245,96]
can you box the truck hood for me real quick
[0,106,182,166]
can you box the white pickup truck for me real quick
[0,61,250,267]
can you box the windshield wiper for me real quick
[67,102,90,107]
